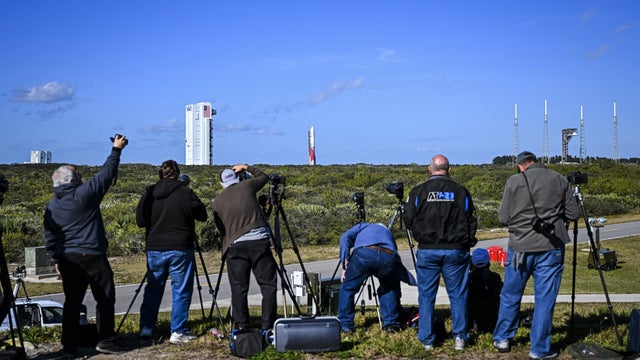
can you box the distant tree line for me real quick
[492,155,640,165]
[1,161,639,263]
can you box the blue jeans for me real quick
[338,247,401,331]
[416,248,470,345]
[493,247,564,358]
[140,249,195,334]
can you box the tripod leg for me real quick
[116,271,147,334]
[194,243,228,338]
[369,277,382,329]
[193,262,206,319]
[319,260,342,316]
[570,219,578,331]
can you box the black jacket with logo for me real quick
[403,175,478,250]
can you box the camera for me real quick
[269,173,286,186]
[567,171,588,185]
[531,216,555,236]
[352,192,365,222]
[385,182,404,201]
[109,133,129,146]
[238,170,252,182]
[179,174,191,186]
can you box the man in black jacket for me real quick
[136,160,208,344]
[44,134,128,356]
[403,154,477,352]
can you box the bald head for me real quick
[429,154,450,175]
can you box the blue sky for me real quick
[1,1,638,166]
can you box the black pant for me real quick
[59,253,116,350]
[226,239,277,330]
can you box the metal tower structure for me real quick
[562,128,578,163]
[513,103,520,165]
[612,100,619,163]
[579,105,587,164]
[542,99,550,164]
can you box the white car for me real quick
[0,298,65,332]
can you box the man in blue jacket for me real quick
[337,222,415,333]
[44,134,127,356]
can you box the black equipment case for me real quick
[274,316,341,352]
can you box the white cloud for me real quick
[11,81,75,103]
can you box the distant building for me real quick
[185,102,215,165]
[30,150,52,164]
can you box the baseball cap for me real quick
[471,248,490,268]
[220,169,239,188]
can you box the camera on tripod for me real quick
[385,182,404,201]
[567,171,588,185]
[269,174,286,198]
[531,216,554,236]
[352,192,365,222]
[12,265,26,279]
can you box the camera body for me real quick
[352,192,365,222]
[109,133,129,146]
[385,182,404,200]
[179,174,191,186]
[531,216,555,236]
[567,171,588,185]
[269,174,286,186]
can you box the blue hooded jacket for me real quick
[43,148,121,261]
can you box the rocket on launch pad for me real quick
[308,126,316,165]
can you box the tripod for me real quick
[569,184,623,346]
[0,184,27,359]
[387,197,417,270]
[116,238,227,338]
[262,175,318,316]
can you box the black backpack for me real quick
[628,308,640,355]
[468,268,503,332]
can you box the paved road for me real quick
[32,221,640,318]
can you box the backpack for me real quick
[229,329,266,358]
[468,268,503,332]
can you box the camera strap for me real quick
[521,172,541,219]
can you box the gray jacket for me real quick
[498,163,580,252]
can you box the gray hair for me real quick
[52,165,77,187]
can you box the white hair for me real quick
[52,165,76,187]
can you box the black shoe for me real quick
[95,338,124,354]
[384,325,401,334]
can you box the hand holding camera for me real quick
[109,134,129,149]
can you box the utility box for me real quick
[24,246,56,278]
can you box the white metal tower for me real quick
[185,102,215,165]
[542,99,550,164]
[612,100,619,163]
[579,104,587,164]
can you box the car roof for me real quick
[14,298,63,308]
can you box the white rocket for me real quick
[308,126,316,165]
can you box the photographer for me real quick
[493,151,579,360]
[337,222,415,334]
[43,134,127,356]
[136,160,208,344]
[212,164,277,331]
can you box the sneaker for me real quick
[454,337,466,351]
[170,331,197,344]
[423,343,434,351]
[95,338,123,354]
[529,351,559,360]
[493,339,510,353]
[139,327,153,338]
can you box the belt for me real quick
[366,245,394,255]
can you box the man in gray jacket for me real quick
[493,151,580,360]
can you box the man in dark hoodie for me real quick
[212,164,277,331]
[136,160,208,344]
[43,134,128,356]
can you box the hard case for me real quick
[274,316,341,352]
